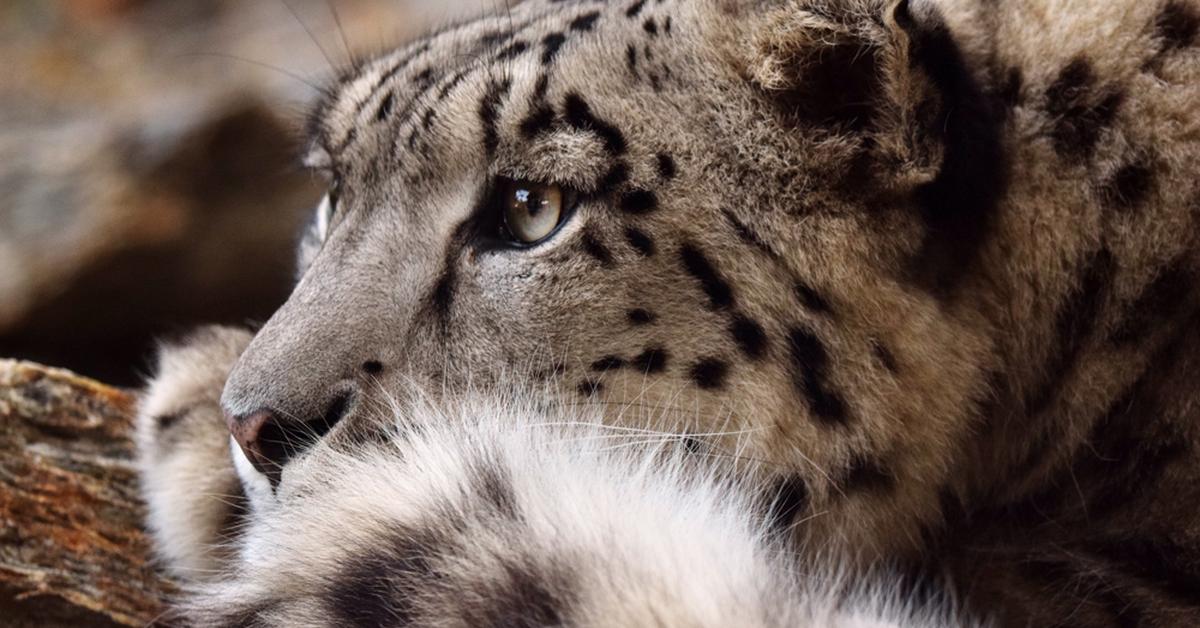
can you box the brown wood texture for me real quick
[0,360,170,627]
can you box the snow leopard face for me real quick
[221,0,1002,562]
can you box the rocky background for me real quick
[0,0,469,386]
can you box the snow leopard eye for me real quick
[497,178,571,245]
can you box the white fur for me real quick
[181,387,979,626]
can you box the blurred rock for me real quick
[0,0,469,385]
[0,360,169,627]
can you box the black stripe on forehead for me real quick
[358,5,610,161]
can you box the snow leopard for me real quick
[136,0,1200,625]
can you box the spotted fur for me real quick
[138,0,1200,625]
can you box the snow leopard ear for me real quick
[734,0,999,178]
[742,0,907,132]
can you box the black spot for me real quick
[375,91,395,121]
[475,463,519,520]
[655,153,676,179]
[627,308,656,325]
[326,528,444,627]
[534,74,550,100]
[787,327,849,425]
[682,435,705,455]
[1025,247,1115,415]
[421,108,437,130]
[577,379,604,397]
[569,11,601,32]
[1100,160,1155,210]
[479,79,511,156]
[1155,2,1200,53]
[625,0,646,18]
[580,229,614,267]
[624,227,655,256]
[496,40,529,60]
[598,162,630,194]
[631,346,668,373]
[643,18,657,36]
[766,475,809,533]
[563,93,627,155]
[620,190,658,214]
[472,561,570,627]
[362,361,384,375]
[794,281,833,315]
[1110,261,1193,345]
[679,243,734,309]
[541,32,566,64]
[519,104,556,139]
[591,356,626,371]
[729,314,768,360]
[689,358,729,390]
[625,44,639,77]
[1044,58,1123,161]
[839,455,896,494]
[903,11,1010,296]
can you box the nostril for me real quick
[226,390,355,487]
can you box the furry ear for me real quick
[740,0,1009,294]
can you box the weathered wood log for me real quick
[0,360,170,627]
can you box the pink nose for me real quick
[226,407,339,486]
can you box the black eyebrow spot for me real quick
[520,104,557,139]
[564,93,627,155]
[541,32,567,64]
[570,11,601,32]
[625,0,646,18]
[643,18,658,36]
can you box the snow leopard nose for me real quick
[225,388,354,486]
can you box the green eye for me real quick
[500,179,565,244]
